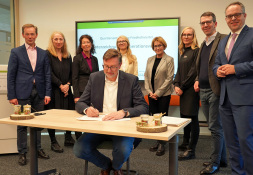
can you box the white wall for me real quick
[18,0,253,57]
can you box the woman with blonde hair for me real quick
[46,31,81,153]
[173,27,200,160]
[144,36,174,156]
[116,35,138,76]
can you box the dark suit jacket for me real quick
[72,54,99,98]
[196,32,227,96]
[7,44,51,100]
[75,70,149,117]
[213,25,253,105]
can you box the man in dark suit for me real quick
[74,49,148,175]
[7,24,51,166]
[194,12,227,175]
[213,2,253,174]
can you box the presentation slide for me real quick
[76,19,179,80]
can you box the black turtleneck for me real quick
[151,56,162,92]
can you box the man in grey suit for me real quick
[213,2,253,174]
[194,12,227,175]
[74,49,148,175]
[7,24,51,166]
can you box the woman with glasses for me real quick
[174,27,200,160]
[144,36,174,156]
[116,35,138,76]
[46,32,81,152]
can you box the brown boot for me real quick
[113,169,123,175]
[100,168,111,175]
[100,160,112,175]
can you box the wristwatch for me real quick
[122,109,129,118]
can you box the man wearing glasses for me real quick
[194,12,227,175]
[73,49,148,175]
[213,2,253,174]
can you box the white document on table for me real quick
[77,115,130,121]
[162,116,190,126]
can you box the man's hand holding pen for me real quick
[86,103,99,117]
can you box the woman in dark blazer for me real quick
[46,31,82,153]
[72,35,99,103]
[173,27,200,160]
[144,36,174,156]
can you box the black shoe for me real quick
[156,144,165,156]
[203,161,228,168]
[178,143,189,151]
[200,163,219,174]
[51,142,64,153]
[18,153,27,166]
[149,142,159,152]
[38,149,50,159]
[178,149,195,161]
[64,133,75,146]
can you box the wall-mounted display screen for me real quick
[76,18,180,80]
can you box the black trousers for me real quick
[17,85,44,153]
[180,113,199,151]
[148,95,171,116]
[149,95,171,145]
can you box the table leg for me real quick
[168,135,179,175]
[30,127,38,175]
[30,127,57,175]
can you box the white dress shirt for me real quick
[205,32,217,46]
[102,73,119,114]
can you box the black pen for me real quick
[91,103,95,109]
[91,103,99,116]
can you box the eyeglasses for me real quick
[226,13,244,19]
[182,34,193,37]
[154,44,163,48]
[199,20,213,26]
[103,65,119,71]
[117,40,127,44]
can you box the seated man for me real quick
[73,49,149,175]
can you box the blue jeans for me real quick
[200,88,227,164]
[73,133,135,170]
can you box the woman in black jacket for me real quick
[173,27,200,160]
[72,35,99,103]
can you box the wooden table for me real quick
[0,109,191,175]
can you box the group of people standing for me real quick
[146,2,253,175]
[7,1,253,175]
[173,2,253,175]
[6,23,140,169]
